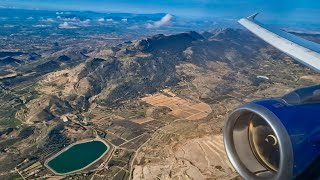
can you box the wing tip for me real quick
[238,13,259,24]
[247,13,259,20]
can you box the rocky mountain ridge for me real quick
[16,28,315,123]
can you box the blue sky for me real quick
[1,0,320,21]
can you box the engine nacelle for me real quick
[224,85,320,180]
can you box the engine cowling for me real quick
[224,85,320,179]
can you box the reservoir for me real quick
[46,140,109,174]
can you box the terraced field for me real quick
[141,90,212,121]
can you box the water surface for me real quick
[47,140,108,174]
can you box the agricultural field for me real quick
[141,89,212,120]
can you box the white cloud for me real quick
[121,18,128,22]
[106,18,113,22]
[43,18,55,22]
[57,16,77,21]
[59,22,77,29]
[98,18,105,22]
[56,12,70,15]
[27,17,34,20]
[79,19,91,26]
[82,19,91,23]
[66,17,77,21]
[33,24,50,28]
[68,17,78,21]
[147,14,173,29]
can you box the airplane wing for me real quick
[238,13,320,73]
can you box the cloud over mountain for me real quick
[147,14,173,28]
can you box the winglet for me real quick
[247,13,259,20]
[238,13,320,73]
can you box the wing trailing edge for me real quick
[239,14,320,73]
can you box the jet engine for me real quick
[224,85,320,179]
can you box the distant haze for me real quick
[1,1,319,17]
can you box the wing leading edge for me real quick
[239,13,320,73]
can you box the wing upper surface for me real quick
[239,14,320,73]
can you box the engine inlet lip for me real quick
[223,103,294,180]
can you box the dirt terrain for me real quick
[133,134,236,180]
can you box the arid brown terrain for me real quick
[1,26,320,180]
